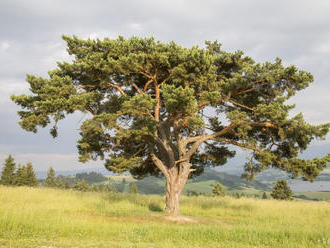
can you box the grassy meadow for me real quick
[0,186,330,248]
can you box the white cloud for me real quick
[0,0,330,171]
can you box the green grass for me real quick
[0,186,330,248]
[184,180,219,194]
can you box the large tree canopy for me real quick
[12,36,330,215]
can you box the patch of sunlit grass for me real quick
[0,186,329,248]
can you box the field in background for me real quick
[0,186,330,248]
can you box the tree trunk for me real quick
[165,162,191,216]
[150,152,192,216]
[165,177,181,215]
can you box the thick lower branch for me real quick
[150,153,170,179]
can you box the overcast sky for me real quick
[0,0,329,171]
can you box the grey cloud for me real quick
[0,0,329,171]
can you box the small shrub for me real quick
[148,202,163,212]
[212,183,226,197]
[271,180,293,200]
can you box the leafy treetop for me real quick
[11,36,330,183]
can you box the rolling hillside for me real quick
[108,168,271,196]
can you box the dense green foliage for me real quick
[11,35,330,213]
[0,155,16,185]
[271,180,293,200]
[14,163,39,187]
[1,156,38,187]
[11,35,330,180]
[75,172,107,183]
[55,172,107,185]
[212,183,226,196]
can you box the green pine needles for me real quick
[0,156,38,187]
[0,155,16,185]
[271,180,293,200]
[11,35,330,215]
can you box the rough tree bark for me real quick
[164,162,191,215]
[151,150,194,215]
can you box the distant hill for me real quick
[124,168,271,195]
[191,168,270,190]
[35,167,115,179]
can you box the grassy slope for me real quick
[0,186,330,248]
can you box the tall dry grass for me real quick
[0,186,329,248]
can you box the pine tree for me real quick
[212,183,225,197]
[12,35,330,215]
[271,180,293,200]
[0,155,16,185]
[45,167,57,187]
[129,182,138,194]
[14,165,27,186]
[14,163,38,187]
[24,163,38,187]
[262,192,268,199]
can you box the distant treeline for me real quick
[0,155,119,192]
[0,155,38,187]
[1,155,294,200]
